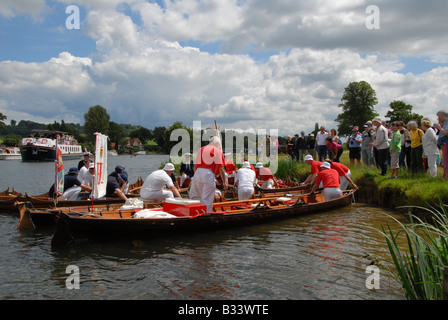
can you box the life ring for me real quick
[41,139,48,144]
[25,138,32,143]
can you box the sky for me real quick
[1,0,448,137]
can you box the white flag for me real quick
[94,133,108,199]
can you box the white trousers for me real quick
[340,170,351,191]
[427,154,438,178]
[261,179,274,189]
[142,189,174,202]
[238,186,254,200]
[190,168,216,212]
[322,188,342,201]
[59,186,81,201]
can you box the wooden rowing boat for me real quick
[50,190,356,250]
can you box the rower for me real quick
[106,165,129,201]
[235,161,257,200]
[300,155,323,187]
[140,163,182,202]
[49,167,91,200]
[310,162,342,201]
[255,162,279,189]
[324,159,358,191]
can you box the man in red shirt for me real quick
[255,162,279,189]
[325,159,357,191]
[310,162,342,200]
[191,136,227,212]
[300,155,323,187]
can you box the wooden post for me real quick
[444,266,448,300]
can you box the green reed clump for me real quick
[275,155,309,182]
[379,205,448,300]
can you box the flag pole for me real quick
[54,134,59,207]
[91,133,97,212]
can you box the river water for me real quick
[0,155,407,300]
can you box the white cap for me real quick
[320,162,331,169]
[89,163,95,169]
[255,162,263,169]
[209,136,221,147]
[372,116,382,123]
[304,155,313,161]
[163,163,175,171]
[242,161,250,168]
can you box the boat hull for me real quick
[51,190,355,250]
[20,145,83,161]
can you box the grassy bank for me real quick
[276,152,448,212]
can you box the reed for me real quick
[378,205,448,300]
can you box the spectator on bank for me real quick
[361,122,375,166]
[407,121,424,173]
[325,137,343,162]
[397,121,409,169]
[348,127,362,165]
[316,126,329,161]
[371,117,390,176]
[296,131,308,162]
[286,135,294,158]
[389,121,402,179]
[421,119,439,178]
[307,134,316,160]
[433,110,448,179]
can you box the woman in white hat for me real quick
[310,162,342,201]
[255,162,278,189]
[140,163,182,201]
[235,162,257,200]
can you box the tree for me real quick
[108,121,126,149]
[0,112,6,129]
[130,126,153,143]
[83,105,110,143]
[385,100,423,125]
[335,81,379,136]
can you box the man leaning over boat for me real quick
[49,167,92,200]
[140,163,182,202]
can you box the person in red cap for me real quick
[348,126,363,165]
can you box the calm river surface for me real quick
[0,155,407,300]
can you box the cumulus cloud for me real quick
[1,0,448,136]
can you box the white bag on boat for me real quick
[133,209,177,219]
[120,198,144,210]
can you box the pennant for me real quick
[56,144,64,196]
[93,132,108,199]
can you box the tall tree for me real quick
[0,112,6,129]
[335,81,379,136]
[83,105,110,143]
[385,100,423,125]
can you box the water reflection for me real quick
[0,156,409,299]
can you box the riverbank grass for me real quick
[275,152,448,209]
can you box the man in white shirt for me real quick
[78,159,90,185]
[235,162,257,200]
[371,117,390,176]
[316,126,329,161]
[140,163,182,201]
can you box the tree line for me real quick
[0,81,424,151]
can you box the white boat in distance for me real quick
[0,147,21,160]
[20,130,84,162]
